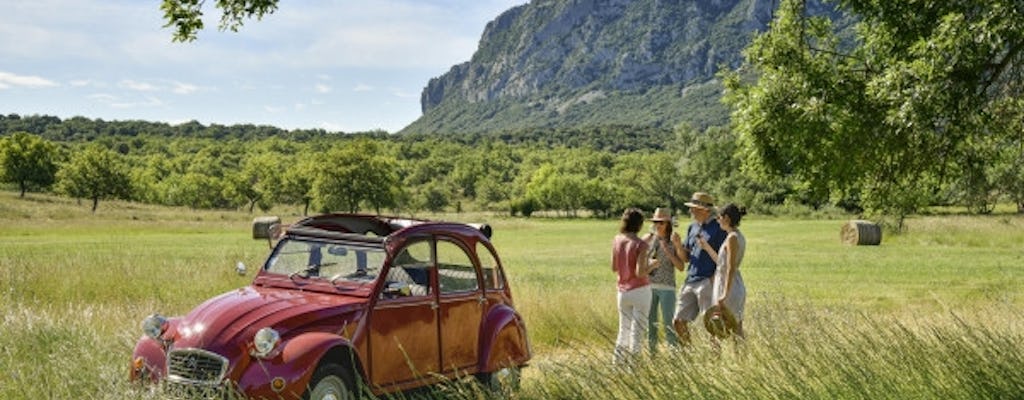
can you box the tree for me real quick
[161,172,225,210]
[56,145,132,212]
[312,140,401,214]
[279,156,317,216]
[228,152,282,213]
[0,132,60,197]
[161,0,279,42]
[722,0,1024,224]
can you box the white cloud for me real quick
[88,92,163,109]
[264,105,286,114]
[353,84,375,92]
[314,83,331,94]
[0,71,59,89]
[120,79,158,91]
[87,93,117,102]
[171,81,199,94]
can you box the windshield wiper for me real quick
[289,266,319,281]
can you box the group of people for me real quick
[612,192,748,363]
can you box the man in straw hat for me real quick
[672,192,728,345]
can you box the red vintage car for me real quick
[130,214,531,399]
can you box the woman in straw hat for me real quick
[611,208,658,364]
[696,203,748,339]
[644,207,687,351]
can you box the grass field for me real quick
[1,191,1023,399]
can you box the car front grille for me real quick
[167,348,229,384]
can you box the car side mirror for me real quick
[252,216,282,249]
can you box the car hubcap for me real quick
[311,375,347,400]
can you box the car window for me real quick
[265,239,384,283]
[477,242,505,290]
[437,239,479,294]
[383,240,432,297]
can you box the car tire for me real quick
[475,366,521,394]
[304,363,355,400]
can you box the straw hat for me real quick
[649,207,672,222]
[684,192,715,209]
[703,304,739,339]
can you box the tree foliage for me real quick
[55,145,132,212]
[161,0,279,42]
[0,132,60,197]
[312,140,401,214]
[723,0,1024,224]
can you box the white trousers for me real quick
[614,285,651,363]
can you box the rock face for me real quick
[405,0,782,134]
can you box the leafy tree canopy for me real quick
[162,0,279,42]
[0,132,60,197]
[723,0,1024,224]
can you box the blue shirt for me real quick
[685,218,726,283]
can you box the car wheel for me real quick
[476,366,521,394]
[304,363,355,400]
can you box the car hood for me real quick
[169,285,366,352]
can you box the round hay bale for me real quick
[841,220,882,245]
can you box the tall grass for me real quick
[2,192,1023,399]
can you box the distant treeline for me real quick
[0,113,1017,219]
[0,114,670,153]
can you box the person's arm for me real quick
[679,226,693,263]
[637,241,659,277]
[697,235,718,261]
[666,232,687,271]
[719,233,740,304]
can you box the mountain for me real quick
[400,0,779,135]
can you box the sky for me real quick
[0,0,527,133]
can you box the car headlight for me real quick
[252,327,280,358]
[141,314,167,340]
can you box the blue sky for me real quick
[0,0,527,133]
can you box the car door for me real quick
[368,238,440,387]
[436,237,484,373]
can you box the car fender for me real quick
[478,304,531,372]
[130,336,167,382]
[238,332,363,397]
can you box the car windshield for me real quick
[264,238,385,286]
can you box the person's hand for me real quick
[671,232,682,246]
[696,236,708,251]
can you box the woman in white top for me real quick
[697,203,747,338]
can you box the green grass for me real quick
[1,191,1023,399]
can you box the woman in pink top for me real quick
[612,208,658,363]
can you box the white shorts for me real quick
[674,277,713,322]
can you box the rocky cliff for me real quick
[401,0,781,135]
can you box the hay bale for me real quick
[841,220,882,245]
[252,216,281,239]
